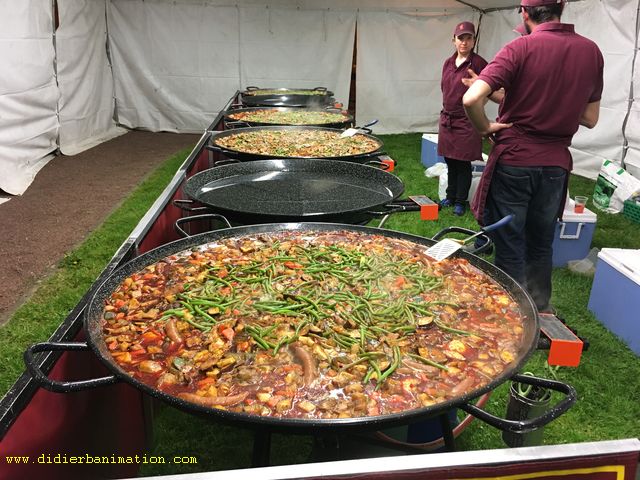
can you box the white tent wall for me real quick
[356,10,478,134]
[56,0,125,155]
[0,0,58,195]
[620,1,640,178]
[107,0,356,132]
[562,0,637,179]
[107,0,241,132]
[238,7,355,108]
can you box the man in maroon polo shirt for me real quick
[438,21,488,216]
[462,0,603,311]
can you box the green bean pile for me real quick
[166,235,469,385]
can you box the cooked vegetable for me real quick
[228,110,348,126]
[102,230,525,419]
[214,130,380,158]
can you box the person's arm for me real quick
[461,69,504,103]
[462,79,513,136]
[489,88,505,104]
[579,101,600,129]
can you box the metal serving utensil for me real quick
[426,214,514,261]
[340,119,379,138]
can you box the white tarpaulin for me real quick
[625,41,640,178]
[562,0,636,179]
[108,0,241,132]
[108,1,355,132]
[239,7,355,108]
[356,10,479,134]
[0,0,58,195]
[56,0,125,155]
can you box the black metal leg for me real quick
[439,412,456,452]
[251,429,272,467]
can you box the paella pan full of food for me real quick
[25,223,576,432]
[207,126,384,163]
[224,107,353,129]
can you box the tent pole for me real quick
[51,0,61,156]
[104,0,120,126]
[620,0,640,168]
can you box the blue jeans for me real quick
[484,164,567,311]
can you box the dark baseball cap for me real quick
[453,21,475,37]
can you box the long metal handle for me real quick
[213,158,241,166]
[172,199,209,213]
[431,226,493,255]
[205,145,222,153]
[460,374,577,433]
[364,160,388,170]
[225,120,251,129]
[24,342,118,393]
[367,201,422,217]
[461,214,514,245]
[175,214,232,238]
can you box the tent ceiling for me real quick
[171,0,522,13]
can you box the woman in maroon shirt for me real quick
[438,21,488,216]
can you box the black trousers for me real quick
[444,157,472,204]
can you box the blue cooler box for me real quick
[588,248,640,355]
[552,206,597,267]
[421,133,445,167]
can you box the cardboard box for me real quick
[552,206,597,267]
[588,248,640,355]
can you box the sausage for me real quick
[450,376,475,396]
[178,391,248,407]
[402,358,439,374]
[165,318,183,344]
[291,343,317,386]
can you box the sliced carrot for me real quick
[284,261,304,269]
[394,276,407,288]
[142,331,162,344]
[197,377,216,389]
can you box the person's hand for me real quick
[483,121,513,142]
[461,69,479,88]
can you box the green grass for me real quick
[0,149,190,396]
[1,135,639,476]
[143,134,640,476]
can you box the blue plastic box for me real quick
[588,248,640,355]
[421,134,445,167]
[552,206,597,267]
